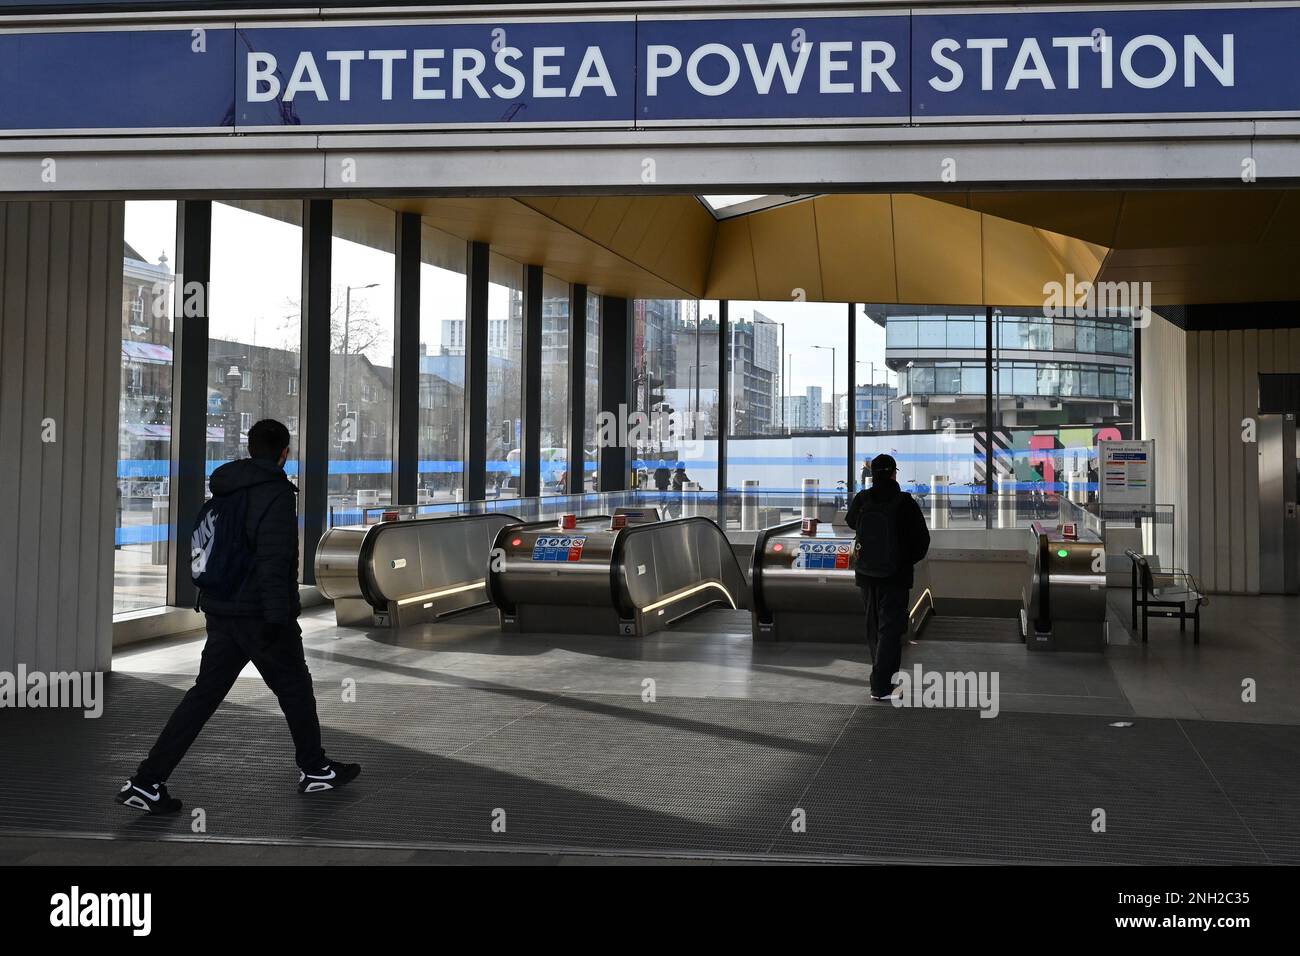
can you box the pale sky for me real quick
[125,200,892,397]
[727,300,892,399]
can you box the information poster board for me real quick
[1098,440,1155,506]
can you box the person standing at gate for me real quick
[115,419,360,815]
[846,453,931,701]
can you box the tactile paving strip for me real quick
[0,673,1293,862]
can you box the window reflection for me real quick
[116,200,178,613]
[329,201,395,522]
[486,254,524,499]
[418,225,467,506]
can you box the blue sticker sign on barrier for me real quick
[531,535,587,562]
[793,539,854,571]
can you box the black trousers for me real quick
[858,581,909,697]
[136,614,325,784]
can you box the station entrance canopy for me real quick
[1,4,1297,133]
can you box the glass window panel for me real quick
[417,225,466,507]
[1076,320,1097,352]
[330,200,395,518]
[946,318,976,349]
[999,318,1024,349]
[917,318,946,348]
[888,319,917,349]
[117,200,178,614]
[1027,317,1053,350]
[487,253,525,499]
[1054,321,1076,351]
[1115,325,1131,355]
[1095,323,1114,354]
[207,199,303,507]
[540,274,571,495]
[584,292,601,491]
[632,299,721,490]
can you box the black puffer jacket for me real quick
[845,478,931,588]
[198,458,301,624]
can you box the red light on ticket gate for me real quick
[511,538,522,547]
[561,514,577,530]
[773,542,784,552]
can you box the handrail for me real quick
[750,518,804,627]
[355,511,522,610]
[609,515,747,622]
[1034,532,1052,634]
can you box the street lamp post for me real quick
[340,281,380,443]
[339,282,380,503]
[856,359,876,432]
[224,364,243,461]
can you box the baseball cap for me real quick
[870,453,898,476]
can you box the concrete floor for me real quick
[116,590,1300,725]
[6,588,1294,865]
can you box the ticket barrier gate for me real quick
[487,513,747,637]
[750,519,934,643]
[1020,522,1109,651]
[314,512,520,628]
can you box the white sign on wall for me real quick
[1098,439,1155,506]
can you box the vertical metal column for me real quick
[717,299,729,497]
[599,295,629,492]
[567,283,587,495]
[846,301,857,493]
[392,212,421,506]
[1133,323,1143,439]
[985,305,996,530]
[463,241,489,503]
[522,264,543,498]
[166,200,212,608]
[298,200,332,585]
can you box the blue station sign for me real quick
[2,3,1298,133]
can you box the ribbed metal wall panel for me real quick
[0,200,122,673]
[1184,326,1300,593]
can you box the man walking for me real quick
[116,419,360,815]
[846,454,930,701]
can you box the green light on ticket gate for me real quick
[1056,549,1069,558]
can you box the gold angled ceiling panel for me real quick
[927,188,1300,304]
[376,195,716,299]
[704,193,1107,306]
[382,187,1300,307]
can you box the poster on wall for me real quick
[1098,439,1155,506]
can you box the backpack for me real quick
[853,493,905,578]
[190,489,255,601]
